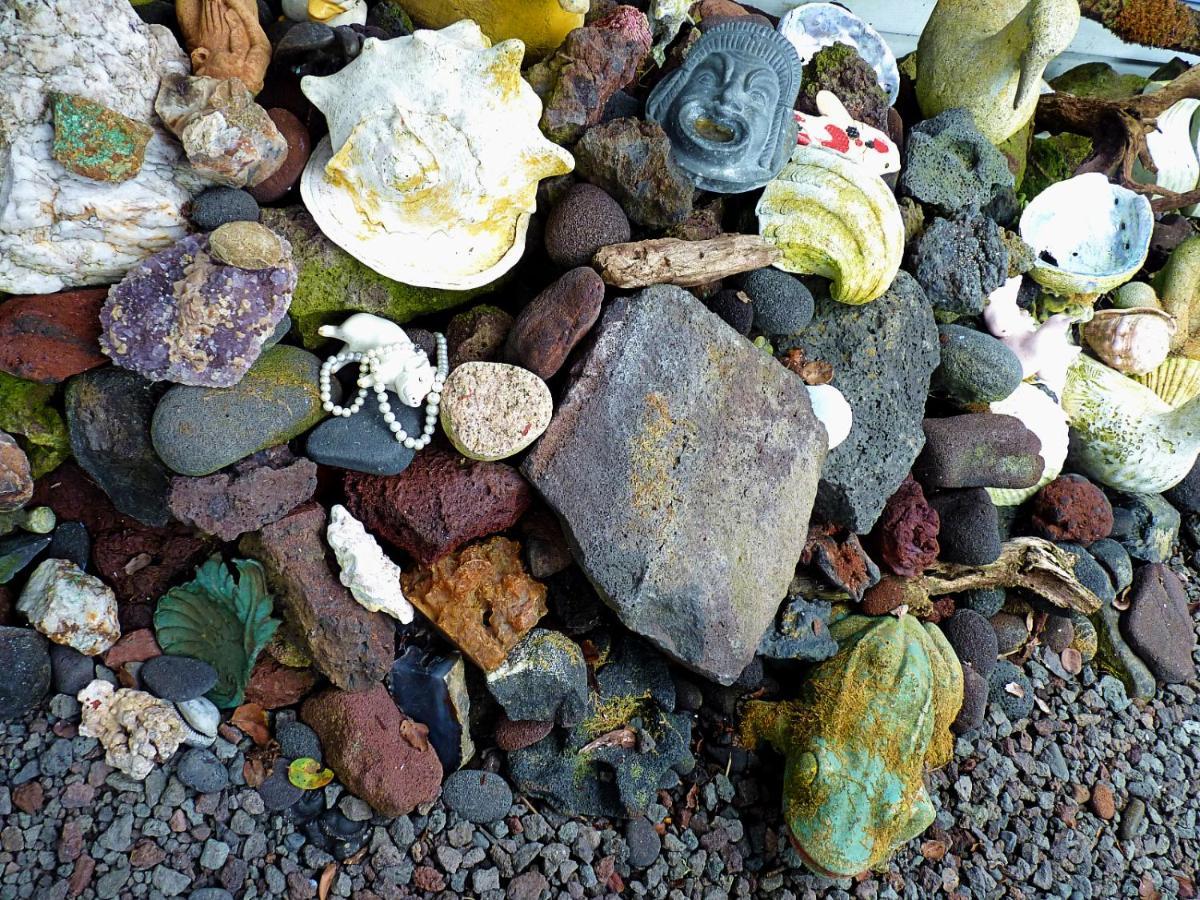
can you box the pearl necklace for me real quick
[318,333,449,450]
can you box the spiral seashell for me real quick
[1081,307,1176,376]
[756,145,904,305]
[1132,355,1200,408]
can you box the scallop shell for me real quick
[1019,173,1154,297]
[986,383,1069,507]
[1081,308,1177,376]
[299,22,575,290]
[1132,355,1200,408]
[776,3,900,104]
[756,145,904,305]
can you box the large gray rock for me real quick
[523,286,827,685]
[785,272,940,533]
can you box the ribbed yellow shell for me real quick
[1133,355,1200,408]
[756,146,904,305]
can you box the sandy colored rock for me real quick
[0,431,33,513]
[440,362,553,462]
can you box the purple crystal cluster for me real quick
[100,233,296,387]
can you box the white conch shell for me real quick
[987,382,1068,506]
[327,504,414,623]
[793,91,900,177]
[1081,307,1177,376]
[1019,173,1153,297]
[984,276,1080,397]
[805,383,852,450]
[756,145,903,305]
[300,22,575,290]
[1136,97,1200,199]
[319,313,436,407]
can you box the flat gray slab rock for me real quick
[523,285,827,685]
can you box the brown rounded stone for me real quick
[1029,474,1114,546]
[544,183,631,269]
[243,654,317,709]
[102,628,161,670]
[495,715,553,752]
[247,108,311,203]
[0,431,33,513]
[1090,783,1116,820]
[0,289,108,383]
[505,267,605,380]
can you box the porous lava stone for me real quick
[705,289,754,335]
[929,488,1001,566]
[940,609,999,677]
[544,184,631,269]
[1029,474,1114,545]
[871,475,940,577]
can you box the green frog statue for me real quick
[740,611,963,878]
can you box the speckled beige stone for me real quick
[439,362,553,462]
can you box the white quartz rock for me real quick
[77,679,185,780]
[17,559,121,656]
[0,0,211,293]
[327,504,414,623]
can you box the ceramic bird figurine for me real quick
[1061,353,1200,493]
[984,276,1080,397]
[915,0,1080,144]
[398,0,589,59]
[281,0,366,27]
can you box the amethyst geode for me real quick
[100,232,296,387]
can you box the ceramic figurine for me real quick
[327,504,414,623]
[777,3,900,104]
[794,91,900,177]
[176,0,273,95]
[281,0,367,26]
[806,383,853,451]
[983,276,1080,397]
[318,313,450,450]
[1082,308,1177,376]
[1019,173,1154,298]
[299,22,574,290]
[399,0,588,59]
[757,145,904,305]
[1061,353,1200,493]
[987,381,1068,506]
[645,20,802,194]
[915,0,1080,145]
[740,612,962,878]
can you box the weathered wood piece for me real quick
[593,235,780,289]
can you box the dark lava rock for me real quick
[1108,493,1181,563]
[934,324,1024,406]
[1029,474,1114,545]
[0,626,51,719]
[1042,614,1075,653]
[240,503,394,692]
[276,720,322,764]
[486,628,589,727]
[0,532,51,584]
[796,42,890,132]
[189,187,260,231]
[177,748,229,794]
[929,488,1001,565]
[1165,456,1200,514]
[47,522,90,571]
[704,289,754,335]
[1095,594,1157,701]
[389,646,471,773]
[990,612,1030,656]
[1088,538,1134,593]
[523,285,827,685]
[441,770,514,825]
[139,655,219,702]
[305,393,421,476]
[0,289,108,384]
[544,183,631,269]
[941,609,999,677]
[546,566,606,635]
[786,272,940,533]
[911,213,1008,317]
[1056,541,1116,604]
[65,367,172,527]
[988,660,1034,722]
[446,306,513,366]
[168,448,318,540]
[1121,563,1197,683]
[573,118,694,229]
[757,595,836,662]
[871,475,940,578]
[741,268,814,337]
[625,817,663,869]
[914,414,1043,491]
[49,644,94,696]
[952,662,988,735]
[505,267,605,380]
[960,587,1005,618]
[899,108,1014,215]
[257,765,303,812]
[343,447,531,566]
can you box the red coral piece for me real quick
[1029,475,1114,546]
[872,476,941,577]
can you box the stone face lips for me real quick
[523,285,828,685]
[239,503,394,693]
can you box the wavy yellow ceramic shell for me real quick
[756,146,904,305]
[396,0,587,59]
[1132,355,1200,408]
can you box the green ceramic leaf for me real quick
[154,555,280,708]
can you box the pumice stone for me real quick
[646,20,802,194]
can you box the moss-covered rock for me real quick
[1049,62,1149,101]
[1020,133,1094,204]
[796,43,890,132]
[0,372,70,477]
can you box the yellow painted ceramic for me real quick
[395,0,588,59]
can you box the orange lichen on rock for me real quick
[1112,0,1196,47]
[401,536,548,672]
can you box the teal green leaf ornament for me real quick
[154,555,280,708]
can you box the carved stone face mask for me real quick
[647,20,802,193]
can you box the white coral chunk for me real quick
[327,504,414,623]
[77,680,185,780]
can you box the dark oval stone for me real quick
[625,817,662,868]
[139,654,218,702]
[273,22,336,60]
[440,770,513,824]
[177,748,229,794]
[249,108,311,203]
[190,188,260,232]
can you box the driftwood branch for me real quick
[1035,65,1200,212]
[593,234,780,289]
[1079,0,1200,56]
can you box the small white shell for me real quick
[327,504,414,623]
[1082,307,1177,375]
[805,383,852,450]
[1019,173,1153,297]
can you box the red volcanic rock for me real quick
[244,654,317,709]
[1029,475,1113,546]
[103,629,161,670]
[0,289,108,383]
[301,685,443,817]
[872,475,940,577]
[495,715,553,752]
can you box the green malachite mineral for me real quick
[50,92,153,183]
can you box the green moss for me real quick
[582,693,653,740]
[1049,63,1149,101]
[1020,133,1094,204]
[0,372,70,477]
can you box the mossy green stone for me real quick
[151,345,329,476]
[0,372,70,478]
[50,92,152,183]
[259,208,485,348]
[1049,62,1148,101]
[1020,133,1094,204]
